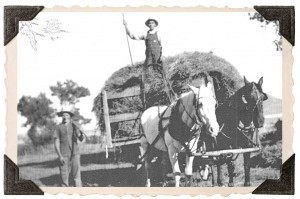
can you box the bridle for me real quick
[179,90,216,127]
[243,84,263,112]
[176,90,216,156]
[219,85,263,147]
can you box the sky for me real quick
[17,11,282,134]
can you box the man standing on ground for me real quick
[54,108,84,187]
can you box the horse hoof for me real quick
[244,182,251,187]
[228,182,234,187]
[218,182,225,187]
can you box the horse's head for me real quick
[240,76,268,128]
[188,77,219,137]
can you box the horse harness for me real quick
[218,99,260,158]
[139,92,204,164]
[167,92,205,156]
[157,99,200,156]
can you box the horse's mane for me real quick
[169,91,195,143]
[216,85,246,125]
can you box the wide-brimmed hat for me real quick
[145,18,158,27]
[57,105,75,117]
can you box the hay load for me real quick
[93,51,243,138]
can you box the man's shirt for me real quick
[54,122,81,157]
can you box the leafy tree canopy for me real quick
[50,79,90,105]
[50,79,91,125]
[17,93,55,127]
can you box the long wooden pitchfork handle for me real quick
[122,13,134,67]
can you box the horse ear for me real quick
[258,77,263,86]
[244,76,250,86]
[188,84,198,94]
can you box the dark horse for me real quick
[211,76,268,187]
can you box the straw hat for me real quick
[57,105,75,117]
[145,18,158,27]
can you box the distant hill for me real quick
[263,95,282,116]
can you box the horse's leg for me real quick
[184,136,200,187]
[138,138,151,187]
[211,165,215,186]
[216,163,224,186]
[184,155,194,187]
[167,147,181,187]
[243,152,251,186]
[161,151,170,187]
[227,160,235,187]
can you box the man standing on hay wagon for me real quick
[123,18,162,69]
[123,18,175,106]
[54,107,84,187]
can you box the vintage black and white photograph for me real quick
[15,10,283,190]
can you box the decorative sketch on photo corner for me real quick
[20,18,69,51]
[248,13,282,51]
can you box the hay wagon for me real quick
[93,52,262,167]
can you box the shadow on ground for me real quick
[18,159,59,169]
[39,167,146,187]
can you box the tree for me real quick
[248,12,282,51]
[17,93,55,145]
[50,80,91,124]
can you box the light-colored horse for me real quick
[140,77,219,187]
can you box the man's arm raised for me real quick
[123,20,145,40]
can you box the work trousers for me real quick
[59,154,82,187]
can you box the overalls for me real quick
[141,31,163,109]
[144,31,162,66]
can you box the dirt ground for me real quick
[18,149,280,187]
